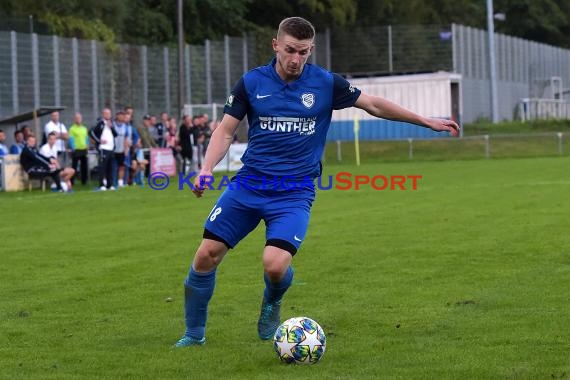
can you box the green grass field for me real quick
[1,157,570,379]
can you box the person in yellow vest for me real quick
[69,112,90,185]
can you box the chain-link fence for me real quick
[0,25,456,129]
[331,25,453,76]
[0,30,281,128]
[2,23,570,133]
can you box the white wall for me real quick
[333,72,461,121]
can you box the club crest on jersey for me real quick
[225,95,234,107]
[301,93,315,108]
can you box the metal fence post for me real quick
[205,39,212,104]
[109,58,116,113]
[484,134,490,158]
[212,103,218,122]
[224,35,231,96]
[458,25,465,76]
[242,33,248,73]
[10,32,19,114]
[336,140,342,163]
[185,44,191,106]
[486,0,499,123]
[72,38,80,112]
[451,23,457,73]
[163,47,171,113]
[388,25,393,73]
[53,35,60,106]
[32,33,40,109]
[142,46,148,113]
[408,138,413,160]
[91,41,98,118]
[558,132,563,155]
[325,28,331,71]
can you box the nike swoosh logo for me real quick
[256,94,271,99]
[294,235,302,242]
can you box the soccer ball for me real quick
[273,317,326,364]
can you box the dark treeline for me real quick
[1,0,569,48]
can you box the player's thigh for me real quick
[264,195,313,255]
[204,188,263,249]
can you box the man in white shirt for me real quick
[44,111,69,164]
[39,132,59,159]
[113,111,131,188]
[39,132,75,191]
[90,108,117,191]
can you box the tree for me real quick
[0,0,568,49]
[494,0,570,48]
[245,0,357,31]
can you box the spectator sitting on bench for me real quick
[20,134,65,192]
[0,129,8,156]
[39,132,75,191]
[10,129,25,154]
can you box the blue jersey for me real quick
[224,58,361,182]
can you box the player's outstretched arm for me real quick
[354,92,460,135]
[192,114,240,197]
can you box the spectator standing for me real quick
[166,116,183,172]
[113,111,130,188]
[69,112,90,185]
[148,114,159,146]
[155,112,169,147]
[137,114,158,178]
[90,108,117,191]
[124,110,139,186]
[178,115,194,175]
[21,125,32,141]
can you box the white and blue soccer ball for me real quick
[273,316,326,364]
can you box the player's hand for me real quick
[426,118,460,136]
[192,170,213,198]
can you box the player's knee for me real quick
[263,255,290,281]
[193,241,227,271]
[264,264,286,282]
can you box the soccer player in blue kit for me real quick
[175,17,460,347]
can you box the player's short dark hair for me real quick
[14,130,23,137]
[277,17,315,40]
[48,131,57,137]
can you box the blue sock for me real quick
[263,266,294,304]
[184,267,216,339]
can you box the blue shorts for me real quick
[204,186,315,255]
